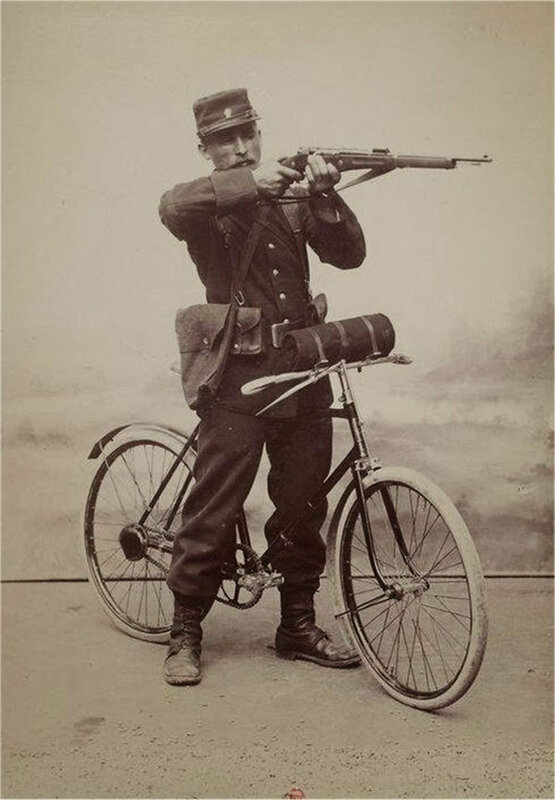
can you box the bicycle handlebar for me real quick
[241,352,413,396]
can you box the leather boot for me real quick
[164,596,208,686]
[275,585,361,668]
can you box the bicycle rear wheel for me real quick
[84,437,195,643]
[327,467,488,710]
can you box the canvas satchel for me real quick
[175,206,269,410]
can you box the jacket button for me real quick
[268,242,276,250]
[202,337,209,345]
[273,268,279,276]
[279,292,286,300]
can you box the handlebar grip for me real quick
[241,376,276,395]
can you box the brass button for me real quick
[273,269,279,276]
[202,337,209,345]
[268,242,276,250]
[279,292,286,300]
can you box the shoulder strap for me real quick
[281,197,311,300]
[281,197,301,235]
[216,204,270,306]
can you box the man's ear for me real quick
[198,142,211,161]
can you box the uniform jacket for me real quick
[159,166,366,416]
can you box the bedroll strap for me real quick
[361,315,380,356]
[333,321,350,358]
[308,329,327,364]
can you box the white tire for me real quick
[327,467,488,710]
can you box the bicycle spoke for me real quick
[375,603,392,655]
[427,542,462,576]
[420,605,467,655]
[413,612,439,691]
[101,466,134,524]
[120,451,152,516]
[400,613,417,689]
[418,612,453,683]
[421,598,471,628]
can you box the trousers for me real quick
[167,405,333,599]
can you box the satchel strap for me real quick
[281,197,311,300]
[216,205,271,307]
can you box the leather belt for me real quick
[270,318,304,348]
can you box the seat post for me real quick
[337,360,370,463]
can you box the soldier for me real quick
[159,88,366,685]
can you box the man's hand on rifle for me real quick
[253,159,302,200]
[253,153,341,200]
[305,153,341,195]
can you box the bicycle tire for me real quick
[84,436,196,643]
[327,467,488,710]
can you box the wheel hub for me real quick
[119,524,148,561]
[387,576,430,600]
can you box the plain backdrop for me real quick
[3,1,553,394]
[2,1,553,579]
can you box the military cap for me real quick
[194,88,259,139]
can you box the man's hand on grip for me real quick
[253,159,302,200]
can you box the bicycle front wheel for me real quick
[327,467,488,710]
[84,437,195,643]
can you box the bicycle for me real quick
[84,352,488,710]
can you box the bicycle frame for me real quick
[133,356,416,596]
[84,351,488,709]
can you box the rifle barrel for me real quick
[280,149,492,175]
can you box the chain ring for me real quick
[138,532,264,610]
[217,543,264,609]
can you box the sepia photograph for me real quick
[2,1,553,798]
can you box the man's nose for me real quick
[234,135,247,154]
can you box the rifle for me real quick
[279,147,492,195]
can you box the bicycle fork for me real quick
[336,362,425,601]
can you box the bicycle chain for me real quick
[144,551,169,575]
[141,531,265,611]
[216,588,262,610]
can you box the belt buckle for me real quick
[270,321,287,349]
[271,318,303,348]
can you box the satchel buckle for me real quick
[234,290,246,306]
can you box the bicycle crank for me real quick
[218,543,283,609]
